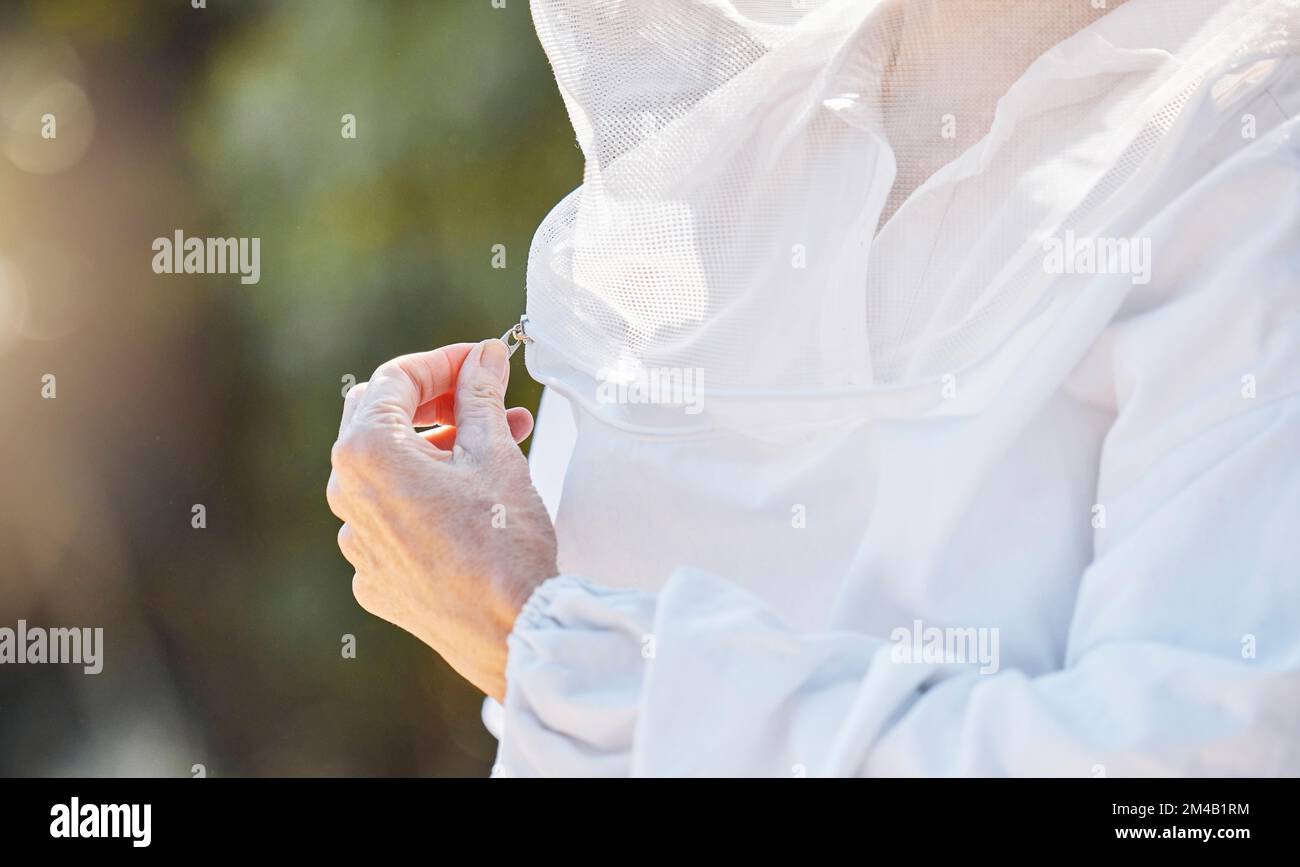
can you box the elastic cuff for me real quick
[496,575,658,777]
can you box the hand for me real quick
[327,339,558,701]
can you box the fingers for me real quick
[420,425,458,451]
[356,342,476,426]
[348,339,513,431]
[332,339,521,533]
[413,393,456,428]
[351,573,386,622]
[452,340,516,461]
[338,524,381,578]
[419,406,534,451]
[337,522,360,564]
[339,382,368,437]
[325,469,347,519]
[412,342,511,427]
[506,406,534,442]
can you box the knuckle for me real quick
[331,432,373,468]
[468,378,505,403]
[372,360,401,383]
[336,523,355,555]
[330,437,354,467]
[351,573,385,616]
[325,473,347,515]
[351,573,373,607]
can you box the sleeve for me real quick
[496,122,1300,779]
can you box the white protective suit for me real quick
[488,0,1300,776]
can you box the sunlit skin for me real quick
[326,339,558,702]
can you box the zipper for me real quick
[499,314,532,359]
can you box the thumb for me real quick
[453,338,513,461]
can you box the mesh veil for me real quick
[524,0,1300,398]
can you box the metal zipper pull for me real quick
[499,315,531,359]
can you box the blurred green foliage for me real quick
[0,0,580,776]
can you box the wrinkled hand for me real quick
[327,339,558,702]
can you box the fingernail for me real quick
[481,338,509,378]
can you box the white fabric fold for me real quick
[499,576,654,777]
[497,112,1300,776]
[495,0,1300,777]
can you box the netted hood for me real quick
[524,0,1300,424]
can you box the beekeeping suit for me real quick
[490,0,1300,775]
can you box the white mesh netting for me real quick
[525,0,1299,394]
